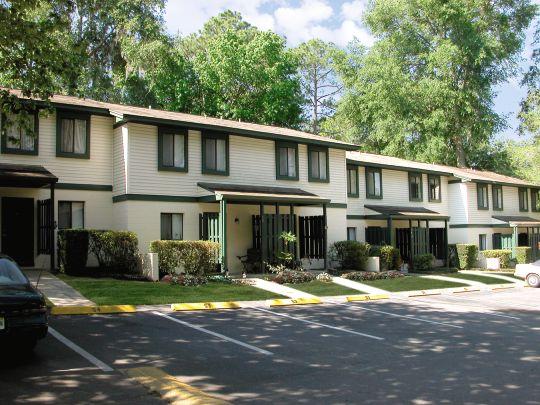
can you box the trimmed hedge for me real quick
[57,230,89,275]
[482,249,511,269]
[370,245,402,271]
[413,253,435,272]
[341,270,404,281]
[456,244,478,269]
[515,247,533,264]
[329,241,370,270]
[149,240,220,276]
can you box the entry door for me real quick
[1,197,34,266]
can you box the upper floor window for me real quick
[366,167,382,199]
[492,185,503,211]
[161,213,183,240]
[409,172,423,202]
[428,175,441,202]
[202,131,228,175]
[275,142,298,180]
[477,183,489,210]
[58,201,84,229]
[532,189,540,212]
[1,111,38,155]
[308,145,329,182]
[519,187,529,212]
[347,165,359,197]
[56,111,90,158]
[158,127,188,172]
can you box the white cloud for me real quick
[341,0,368,22]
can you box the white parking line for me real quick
[152,311,273,356]
[338,303,464,329]
[48,327,113,372]
[250,307,385,341]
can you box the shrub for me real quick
[57,230,89,275]
[329,241,370,270]
[271,270,316,284]
[515,247,533,264]
[89,230,138,274]
[412,253,435,272]
[456,244,478,269]
[341,271,404,281]
[316,272,333,282]
[149,240,220,276]
[370,245,402,270]
[482,249,512,268]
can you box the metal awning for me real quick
[0,163,58,188]
[364,205,449,220]
[492,215,540,227]
[197,182,330,205]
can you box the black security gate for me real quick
[299,215,324,259]
[395,228,411,261]
[429,228,446,260]
[37,199,52,254]
[365,226,388,245]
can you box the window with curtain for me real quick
[58,201,84,229]
[2,111,37,154]
[532,189,540,212]
[276,142,297,179]
[492,185,503,210]
[409,172,423,201]
[477,183,489,209]
[366,167,382,198]
[202,132,227,174]
[428,175,441,202]
[479,234,487,251]
[161,213,183,240]
[347,227,357,241]
[159,128,187,171]
[347,165,358,197]
[308,146,328,181]
[57,112,89,157]
[519,188,529,211]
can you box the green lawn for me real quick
[285,281,364,296]
[442,273,512,285]
[362,276,468,292]
[58,275,284,305]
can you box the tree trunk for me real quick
[454,136,467,167]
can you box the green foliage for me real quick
[57,230,89,275]
[149,240,220,276]
[277,231,297,263]
[413,254,435,272]
[515,247,533,264]
[456,244,478,269]
[504,139,540,185]
[271,270,316,284]
[89,230,138,274]
[341,270,404,281]
[329,241,370,270]
[520,20,540,138]
[370,245,402,271]
[482,249,512,268]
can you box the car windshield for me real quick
[0,259,28,285]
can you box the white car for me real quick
[515,260,540,288]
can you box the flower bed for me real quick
[341,270,404,281]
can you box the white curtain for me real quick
[173,134,185,168]
[319,151,327,180]
[162,133,174,166]
[216,139,226,171]
[373,171,381,195]
[61,119,73,152]
[310,151,319,178]
[287,147,296,177]
[74,119,86,154]
[205,138,216,170]
[71,202,84,229]
[4,112,34,151]
[172,214,183,240]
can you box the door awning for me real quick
[492,215,540,227]
[197,182,330,205]
[364,205,449,220]
[0,163,58,188]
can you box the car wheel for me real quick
[527,273,540,288]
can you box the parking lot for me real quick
[2,287,540,404]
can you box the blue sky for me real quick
[165,0,539,141]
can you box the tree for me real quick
[293,39,345,134]
[330,0,537,168]
[520,20,540,137]
[505,139,540,184]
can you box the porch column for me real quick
[512,225,518,259]
[387,217,393,246]
[323,203,328,270]
[259,203,264,273]
[219,199,227,272]
[444,220,449,268]
[426,220,430,256]
[408,219,413,264]
[290,204,297,260]
[50,182,56,273]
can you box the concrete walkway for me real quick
[419,274,485,287]
[459,271,525,285]
[24,270,95,306]
[332,276,389,294]
[249,278,316,298]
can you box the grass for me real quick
[284,281,363,296]
[362,276,468,292]
[441,273,512,285]
[58,275,284,305]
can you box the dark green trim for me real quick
[532,188,540,212]
[158,126,189,172]
[347,214,450,221]
[1,110,39,155]
[123,115,358,151]
[448,179,462,184]
[113,194,199,203]
[201,130,229,176]
[347,215,366,220]
[365,166,383,199]
[449,224,511,229]
[307,145,330,183]
[347,165,359,198]
[470,179,537,189]
[275,141,299,181]
[408,172,423,202]
[428,174,442,202]
[519,187,529,212]
[56,110,91,159]
[346,159,452,177]
[52,103,110,117]
[55,183,112,191]
[492,184,503,211]
[328,203,347,209]
[477,183,489,210]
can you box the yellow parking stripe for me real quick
[269,297,322,307]
[51,305,137,316]
[170,302,241,311]
[125,366,230,405]
[346,294,389,302]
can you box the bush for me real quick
[456,244,478,269]
[149,240,220,276]
[412,253,435,272]
[271,270,316,284]
[58,230,89,275]
[370,245,402,270]
[89,230,138,274]
[329,241,370,270]
[482,249,512,268]
[341,271,404,281]
[316,272,333,282]
[515,247,533,264]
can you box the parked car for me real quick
[515,260,540,288]
[0,255,48,350]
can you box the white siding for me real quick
[112,125,128,195]
[448,182,469,224]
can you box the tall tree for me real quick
[330,0,536,168]
[520,19,540,137]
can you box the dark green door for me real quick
[1,197,34,266]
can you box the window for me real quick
[58,201,84,229]
[428,175,441,202]
[532,189,540,212]
[56,111,90,158]
[409,172,423,202]
[492,185,503,211]
[347,165,359,197]
[308,146,329,182]
[275,142,298,180]
[158,127,188,171]
[479,234,487,251]
[519,187,529,212]
[477,183,489,210]
[347,227,357,241]
[365,167,382,199]
[161,213,183,240]
[202,132,228,175]
[1,111,38,155]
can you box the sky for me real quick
[165,0,539,141]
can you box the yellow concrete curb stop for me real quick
[269,297,322,307]
[51,305,137,316]
[346,294,389,302]
[452,287,481,294]
[407,290,442,297]
[491,284,515,291]
[170,302,241,311]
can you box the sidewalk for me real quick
[24,269,95,306]
[249,278,317,298]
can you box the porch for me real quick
[492,215,540,260]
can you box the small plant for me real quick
[207,274,233,284]
[412,253,435,272]
[482,249,512,268]
[316,272,333,282]
[456,244,478,269]
[169,274,208,286]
